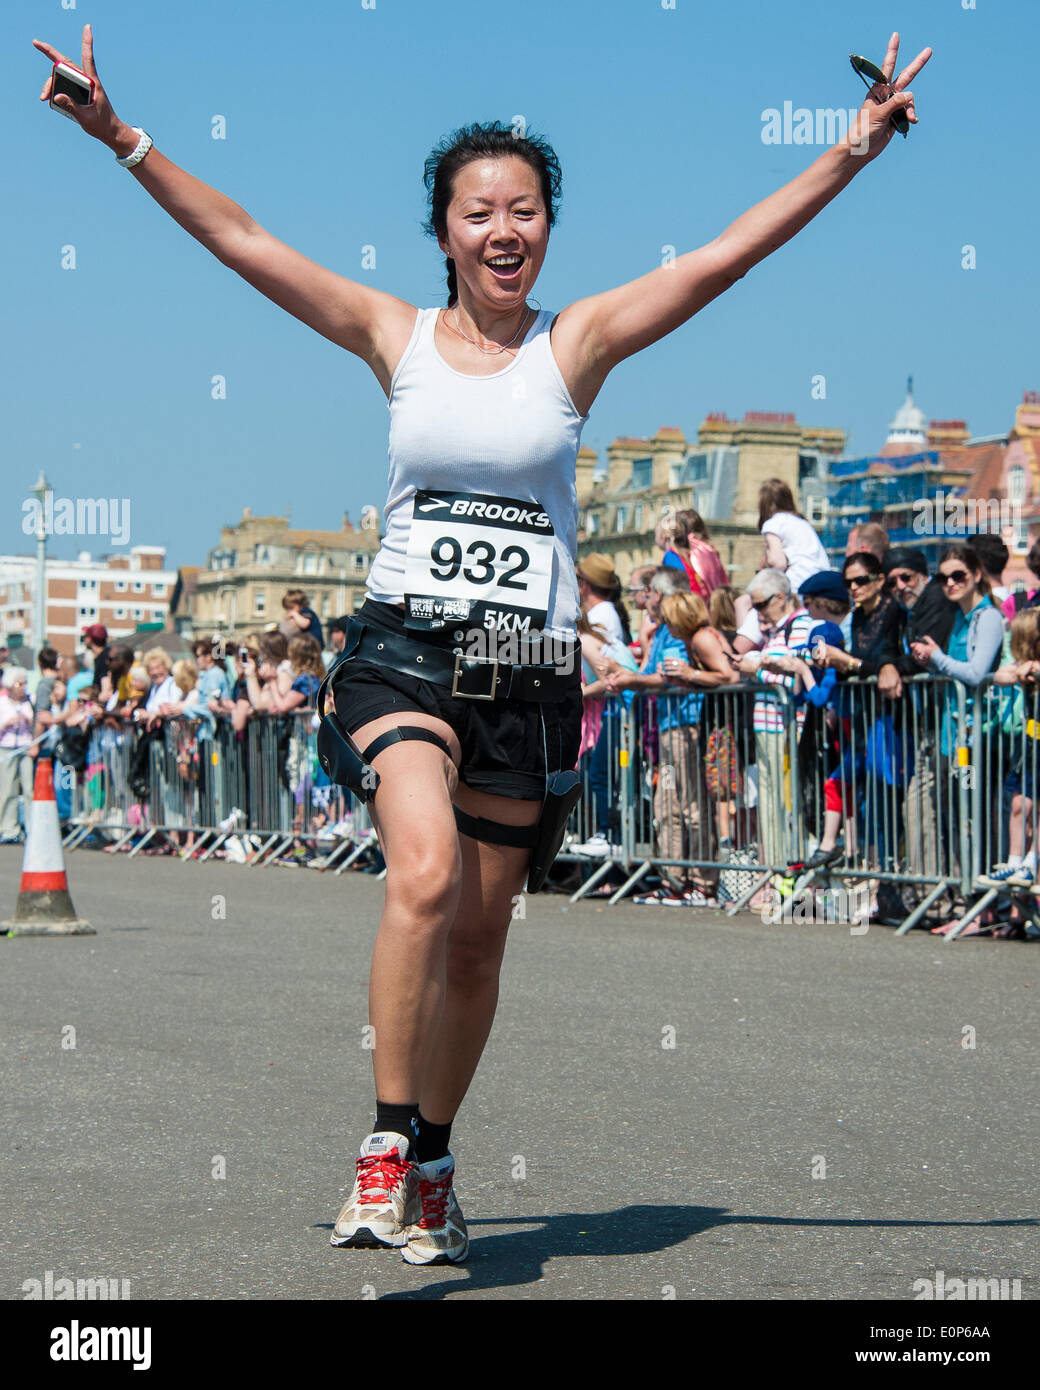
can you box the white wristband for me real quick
[115,128,152,168]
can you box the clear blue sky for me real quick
[4,0,1035,565]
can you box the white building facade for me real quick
[0,546,176,656]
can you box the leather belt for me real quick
[329,616,580,704]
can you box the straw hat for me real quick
[576,553,620,591]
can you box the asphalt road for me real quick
[1,845,1037,1302]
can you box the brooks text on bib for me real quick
[403,489,555,634]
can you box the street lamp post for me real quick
[32,470,50,653]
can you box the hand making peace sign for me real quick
[848,31,933,161]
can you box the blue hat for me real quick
[807,621,846,653]
[799,570,848,603]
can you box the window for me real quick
[115,579,127,593]
[1008,465,1028,550]
[132,580,144,594]
[303,552,318,575]
[353,553,367,571]
[153,582,166,596]
[132,607,143,620]
[151,608,163,622]
[255,591,266,615]
[78,606,98,618]
[115,607,127,619]
[614,506,628,534]
[634,504,645,531]
[630,457,653,490]
[586,512,600,535]
[321,593,330,617]
[799,452,826,484]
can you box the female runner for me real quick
[34,24,930,1266]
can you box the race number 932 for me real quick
[403,488,556,632]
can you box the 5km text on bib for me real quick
[403,489,555,635]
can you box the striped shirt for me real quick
[753,607,815,734]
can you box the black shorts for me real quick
[330,600,583,800]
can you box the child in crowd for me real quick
[983,609,1040,886]
[279,589,324,649]
[282,635,327,850]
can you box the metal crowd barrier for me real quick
[555,693,631,897]
[62,712,382,874]
[792,674,971,932]
[54,674,1037,935]
[943,676,1040,940]
[606,683,803,910]
[561,673,989,932]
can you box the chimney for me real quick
[575,446,598,500]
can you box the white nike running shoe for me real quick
[401,1153,469,1265]
[330,1132,419,1249]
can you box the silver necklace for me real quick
[447,300,540,355]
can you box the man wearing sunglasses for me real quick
[874,547,957,701]
[868,548,976,922]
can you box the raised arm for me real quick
[569,31,931,378]
[33,25,405,366]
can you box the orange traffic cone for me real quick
[3,757,93,936]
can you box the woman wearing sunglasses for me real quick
[909,547,1004,689]
[910,547,1005,932]
[808,553,905,871]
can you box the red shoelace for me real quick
[416,1173,452,1229]
[355,1148,411,1205]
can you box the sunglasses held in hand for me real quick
[850,54,910,137]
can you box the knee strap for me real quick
[453,805,539,849]
[362,725,454,764]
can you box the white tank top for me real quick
[365,307,589,641]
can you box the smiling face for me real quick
[437,156,549,310]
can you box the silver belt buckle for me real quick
[451,652,499,701]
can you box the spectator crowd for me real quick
[3,515,1040,936]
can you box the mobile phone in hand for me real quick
[50,61,95,120]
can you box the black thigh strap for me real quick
[362,726,455,763]
[453,805,539,849]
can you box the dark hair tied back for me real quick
[422,120,563,306]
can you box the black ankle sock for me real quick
[374,1100,420,1152]
[413,1113,452,1166]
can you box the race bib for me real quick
[403,488,555,634]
